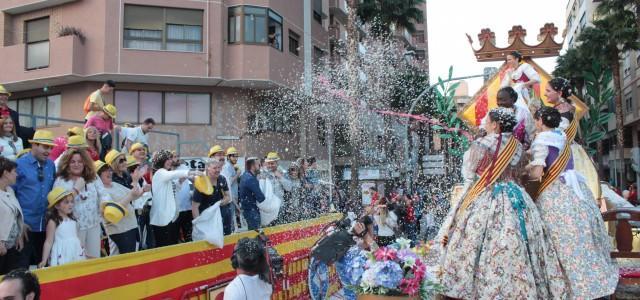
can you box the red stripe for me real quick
[40,225,323,299]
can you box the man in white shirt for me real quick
[224,238,272,300]
[121,118,155,153]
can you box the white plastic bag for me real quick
[192,202,224,248]
[258,178,282,225]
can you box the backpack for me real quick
[83,94,92,115]
[310,220,355,265]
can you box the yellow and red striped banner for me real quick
[459,58,587,128]
[31,214,342,299]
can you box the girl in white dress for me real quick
[38,187,85,268]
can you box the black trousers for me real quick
[0,247,22,275]
[110,228,139,254]
[176,210,193,242]
[152,221,179,248]
[16,231,45,268]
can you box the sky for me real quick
[427,0,568,95]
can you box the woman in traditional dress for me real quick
[480,86,535,148]
[501,51,541,111]
[438,107,567,299]
[527,106,618,299]
[545,77,575,131]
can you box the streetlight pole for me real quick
[404,73,486,192]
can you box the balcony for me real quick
[329,0,348,23]
[0,35,85,90]
[391,24,414,48]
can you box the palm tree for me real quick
[554,47,589,98]
[597,0,640,33]
[357,0,425,36]
[583,4,640,187]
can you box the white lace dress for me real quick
[50,218,86,266]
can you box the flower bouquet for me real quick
[355,238,443,299]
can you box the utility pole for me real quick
[346,0,362,204]
[301,0,313,157]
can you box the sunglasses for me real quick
[38,165,44,182]
[118,158,126,163]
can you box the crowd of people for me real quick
[0,80,338,275]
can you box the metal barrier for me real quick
[16,113,204,156]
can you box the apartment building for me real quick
[0,0,428,186]
[564,0,640,187]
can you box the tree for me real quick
[583,5,640,187]
[357,0,425,36]
[597,0,640,34]
[553,47,589,98]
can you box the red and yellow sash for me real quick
[533,117,578,198]
[457,136,519,215]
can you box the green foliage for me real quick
[357,0,425,36]
[390,66,430,112]
[579,61,614,155]
[432,66,470,157]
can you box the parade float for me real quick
[459,23,602,202]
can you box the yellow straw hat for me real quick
[226,146,239,156]
[129,142,145,154]
[47,187,73,208]
[67,126,84,137]
[126,155,140,168]
[94,160,108,174]
[0,85,11,96]
[194,175,214,195]
[101,201,128,224]
[105,149,125,167]
[103,104,117,119]
[208,145,224,158]
[67,135,88,149]
[265,151,280,162]
[29,130,56,146]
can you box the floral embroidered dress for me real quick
[438,133,568,299]
[529,130,618,299]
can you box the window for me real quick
[412,31,425,44]
[579,12,586,29]
[289,30,300,56]
[228,6,283,48]
[334,123,351,156]
[316,117,326,146]
[114,90,210,124]
[625,92,633,113]
[123,5,203,52]
[25,17,49,70]
[247,113,295,134]
[313,46,324,64]
[313,0,323,24]
[8,94,61,127]
[268,11,283,50]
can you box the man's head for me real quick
[232,238,266,275]
[264,152,280,172]
[0,269,40,300]
[100,80,116,94]
[496,87,517,108]
[245,157,259,174]
[141,118,155,134]
[28,130,56,163]
[207,159,223,178]
[226,147,239,165]
[0,85,10,107]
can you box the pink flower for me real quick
[399,278,421,296]
[374,247,397,261]
[412,260,427,281]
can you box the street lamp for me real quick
[404,73,486,192]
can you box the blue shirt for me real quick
[239,171,265,211]
[13,153,56,232]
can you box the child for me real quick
[373,204,397,247]
[38,187,86,268]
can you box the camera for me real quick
[255,231,284,283]
[231,231,284,285]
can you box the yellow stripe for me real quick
[36,214,341,283]
[75,232,328,298]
